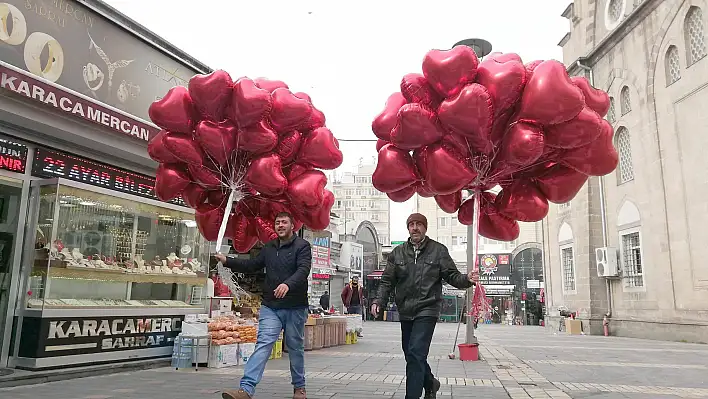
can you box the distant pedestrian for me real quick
[342,275,365,335]
[371,213,478,399]
[319,291,330,310]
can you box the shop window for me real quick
[620,86,631,115]
[620,230,643,288]
[685,6,707,66]
[665,45,681,85]
[560,246,576,292]
[615,127,634,184]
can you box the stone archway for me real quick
[354,221,380,276]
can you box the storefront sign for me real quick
[477,254,511,285]
[0,137,28,173]
[18,315,183,358]
[339,242,363,272]
[303,229,331,268]
[312,273,330,280]
[32,148,186,207]
[0,63,159,142]
[0,0,203,123]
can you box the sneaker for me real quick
[423,378,441,399]
[222,389,251,399]
[293,387,307,399]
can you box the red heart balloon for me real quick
[535,164,588,204]
[438,83,493,145]
[457,192,496,224]
[236,196,262,218]
[422,46,479,97]
[231,78,273,127]
[269,88,313,132]
[253,78,289,93]
[487,52,523,63]
[571,76,611,117]
[376,139,389,152]
[276,130,303,164]
[228,212,259,253]
[387,185,417,202]
[238,120,278,154]
[253,216,278,243]
[421,144,477,195]
[372,144,419,193]
[499,122,544,167]
[441,134,472,157]
[288,170,328,210]
[188,164,222,188]
[147,130,181,164]
[495,181,549,222]
[195,120,238,168]
[372,92,407,141]
[304,107,326,131]
[188,70,233,121]
[294,92,312,102]
[298,127,343,169]
[182,184,208,208]
[195,204,224,242]
[525,60,543,74]
[479,205,520,241]
[390,103,444,150]
[245,154,288,197]
[155,163,190,201]
[416,182,436,198]
[206,189,228,206]
[285,164,313,181]
[162,132,205,165]
[561,119,618,176]
[400,73,442,109]
[295,189,334,230]
[435,191,462,213]
[148,86,197,134]
[517,60,585,125]
[476,59,527,116]
[545,107,603,149]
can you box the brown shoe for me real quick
[293,387,307,399]
[222,389,251,399]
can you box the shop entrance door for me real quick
[0,175,25,368]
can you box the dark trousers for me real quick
[401,316,437,399]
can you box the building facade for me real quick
[331,160,391,246]
[545,0,708,342]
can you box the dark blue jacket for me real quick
[225,236,311,309]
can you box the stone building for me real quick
[543,0,708,342]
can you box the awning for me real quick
[367,270,384,279]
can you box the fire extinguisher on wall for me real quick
[603,315,610,336]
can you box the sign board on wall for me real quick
[303,229,331,269]
[0,0,202,124]
[339,242,363,273]
[477,254,512,285]
[0,137,28,173]
[18,315,183,358]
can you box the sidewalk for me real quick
[1,322,707,398]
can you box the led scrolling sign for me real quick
[32,148,186,207]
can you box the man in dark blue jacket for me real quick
[217,212,311,399]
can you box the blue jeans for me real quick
[401,317,437,399]
[240,305,308,396]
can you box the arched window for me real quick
[620,86,631,115]
[617,201,643,288]
[615,127,634,183]
[558,223,575,293]
[685,6,707,66]
[607,97,616,123]
[665,45,681,85]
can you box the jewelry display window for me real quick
[25,179,211,311]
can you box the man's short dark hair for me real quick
[275,211,294,224]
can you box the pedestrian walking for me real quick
[216,212,311,399]
[370,213,478,399]
[341,275,364,336]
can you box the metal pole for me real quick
[465,192,480,344]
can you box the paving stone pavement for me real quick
[2,322,708,398]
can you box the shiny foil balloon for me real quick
[372,49,615,241]
[148,70,342,253]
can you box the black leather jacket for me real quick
[374,237,473,320]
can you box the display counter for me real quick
[12,178,210,370]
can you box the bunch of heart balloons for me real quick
[371,47,617,241]
[147,70,342,252]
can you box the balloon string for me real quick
[215,188,238,252]
[471,189,481,275]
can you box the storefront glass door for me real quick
[0,175,24,366]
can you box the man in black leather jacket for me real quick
[371,213,478,399]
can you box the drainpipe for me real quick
[574,59,613,320]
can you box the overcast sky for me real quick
[105,0,570,240]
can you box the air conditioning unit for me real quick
[595,247,619,277]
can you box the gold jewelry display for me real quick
[23,31,64,82]
[0,3,27,46]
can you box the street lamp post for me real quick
[454,38,492,346]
